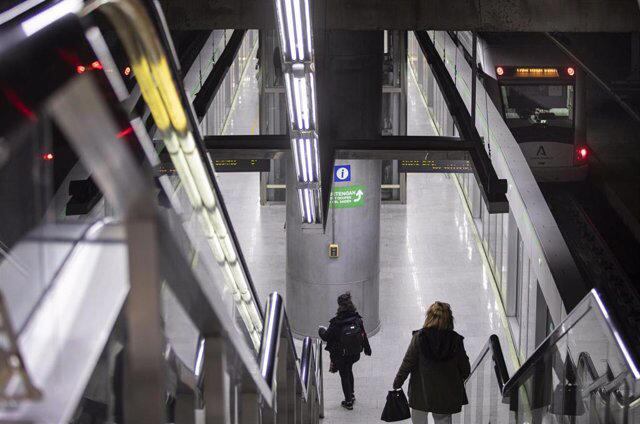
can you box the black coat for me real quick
[318,310,372,366]
[393,328,471,414]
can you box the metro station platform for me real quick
[1,4,639,423]
[217,54,516,423]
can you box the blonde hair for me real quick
[423,301,454,330]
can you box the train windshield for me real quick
[500,84,575,143]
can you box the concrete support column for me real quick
[286,158,381,336]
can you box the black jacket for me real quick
[393,328,471,414]
[318,311,372,365]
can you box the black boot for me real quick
[341,400,354,410]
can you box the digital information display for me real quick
[399,159,472,174]
[213,159,270,172]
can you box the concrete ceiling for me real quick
[160,0,640,32]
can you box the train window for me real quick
[500,85,574,127]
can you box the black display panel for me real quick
[399,159,472,173]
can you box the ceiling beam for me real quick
[159,0,640,32]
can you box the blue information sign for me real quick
[334,165,351,182]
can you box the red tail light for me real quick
[576,146,588,161]
[42,153,54,161]
[76,65,86,74]
[567,67,575,76]
[91,60,103,70]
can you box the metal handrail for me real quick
[259,292,324,416]
[466,334,510,392]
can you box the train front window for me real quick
[500,84,574,129]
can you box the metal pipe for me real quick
[316,338,325,418]
[471,32,477,124]
[259,293,285,390]
[300,337,313,389]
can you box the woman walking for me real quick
[392,301,471,424]
[319,292,372,410]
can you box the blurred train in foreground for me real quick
[457,32,589,182]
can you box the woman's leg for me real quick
[347,362,354,399]
[410,409,428,424]
[337,365,353,402]
[432,413,452,424]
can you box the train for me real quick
[457,32,589,182]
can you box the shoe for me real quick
[341,400,354,410]
[351,395,356,404]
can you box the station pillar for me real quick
[285,159,381,337]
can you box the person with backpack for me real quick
[392,301,471,424]
[318,292,372,410]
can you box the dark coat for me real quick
[318,310,372,366]
[393,328,471,414]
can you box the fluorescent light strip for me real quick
[304,0,312,57]
[310,72,317,126]
[283,0,297,61]
[292,138,301,180]
[304,189,312,223]
[299,138,308,182]
[292,0,305,60]
[276,0,287,55]
[300,78,310,129]
[293,78,304,130]
[309,188,316,222]
[592,289,609,319]
[313,137,320,179]
[305,138,313,181]
[21,0,80,36]
[284,74,295,122]
[297,189,305,219]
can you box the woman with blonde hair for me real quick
[392,302,471,424]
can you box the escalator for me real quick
[463,290,639,423]
[0,0,323,422]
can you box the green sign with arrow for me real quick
[330,185,366,209]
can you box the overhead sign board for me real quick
[330,185,365,209]
[399,159,472,174]
[334,165,351,182]
[213,159,270,172]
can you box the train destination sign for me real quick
[213,159,270,172]
[399,159,472,174]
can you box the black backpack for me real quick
[340,319,364,356]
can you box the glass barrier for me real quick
[458,335,511,424]
[461,290,640,424]
[503,290,640,423]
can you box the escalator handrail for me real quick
[502,289,640,397]
[467,334,510,392]
[141,0,265,321]
[260,292,324,407]
[83,0,264,321]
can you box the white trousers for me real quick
[411,409,452,424]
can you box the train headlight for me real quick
[496,66,504,76]
[567,67,575,76]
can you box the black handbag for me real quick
[381,389,411,422]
